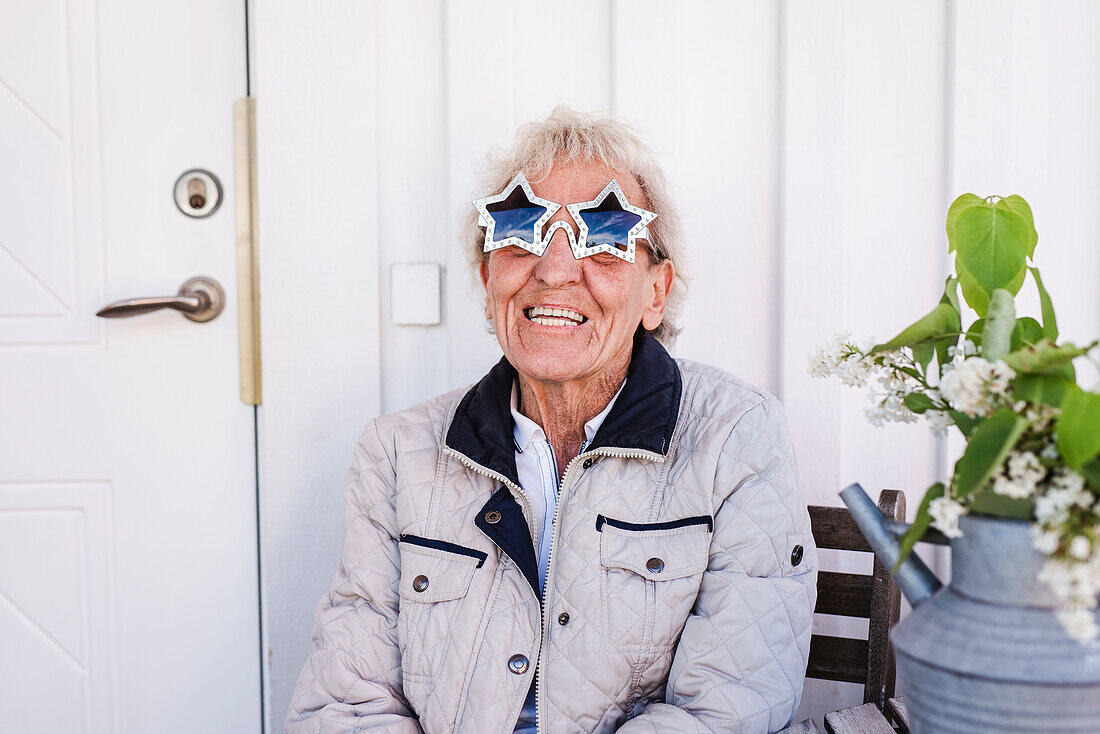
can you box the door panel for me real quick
[0,2,259,733]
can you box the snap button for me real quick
[508,654,529,675]
[412,575,429,592]
[646,557,664,574]
[582,458,594,469]
[557,612,570,626]
[485,510,502,524]
[791,545,804,566]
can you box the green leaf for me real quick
[1029,267,1058,341]
[913,342,935,372]
[871,302,961,355]
[903,392,937,414]
[945,194,984,253]
[1002,339,1093,375]
[957,260,1027,317]
[948,409,981,438]
[982,289,1016,361]
[1012,372,1068,407]
[952,409,1029,500]
[951,195,1032,316]
[965,318,985,347]
[941,276,961,313]
[1082,457,1100,490]
[967,490,1034,519]
[935,278,963,371]
[1011,317,1044,350]
[1057,385,1100,469]
[998,195,1039,258]
[893,482,945,574]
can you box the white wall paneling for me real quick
[782,2,951,719]
[952,0,1100,390]
[253,0,384,724]
[256,1,1100,728]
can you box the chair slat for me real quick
[823,703,896,734]
[815,571,874,617]
[808,506,872,552]
[807,634,869,684]
[886,697,910,733]
[866,489,905,708]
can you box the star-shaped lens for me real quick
[565,180,657,263]
[473,173,560,255]
[486,188,551,243]
[574,192,642,250]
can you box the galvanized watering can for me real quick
[841,483,1100,733]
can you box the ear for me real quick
[641,259,675,331]
[479,258,492,319]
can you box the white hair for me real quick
[462,105,690,345]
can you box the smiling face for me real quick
[479,160,675,388]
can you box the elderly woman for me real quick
[286,107,817,734]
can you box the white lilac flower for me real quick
[1050,469,1088,495]
[929,496,966,539]
[1037,559,1099,604]
[927,410,954,438]
[946,339,978,361]
[1035,476,1092,523]
[876,348,909,371]
[836,354,875,387]
[1058,606,1100,642]
[807,331,854,379]
[1038,559,1074,599]
[1024,403,1060,432]
[1070,536,1093,561]
[937,357,1016,417]
[1038,556,1100,641]
[992,471,1034,499]
[992,451,1046,499]
[1030,524,1061,555]
[1041,442,1061,462]
[865,392,920,427]
[877,369,920,397]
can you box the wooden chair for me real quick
[806,489,906,711]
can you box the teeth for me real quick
[531,316,577,326]
[528,306,586,323]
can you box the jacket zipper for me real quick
[535,446,664,733]
[444,443,666,733]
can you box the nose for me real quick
[532,226,582,287]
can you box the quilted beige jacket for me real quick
[286,335,818,734]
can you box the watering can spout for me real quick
[840,483,943,606]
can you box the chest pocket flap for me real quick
[398,536,486,603]
[598,517,712,581]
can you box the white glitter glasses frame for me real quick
[473,173,656,264]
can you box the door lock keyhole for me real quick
[174,169,222,218]
[188,178,207,209]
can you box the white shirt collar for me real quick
[510,377,627,453]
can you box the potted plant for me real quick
[810,194,1100,732]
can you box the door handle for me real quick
[96,276,225,322]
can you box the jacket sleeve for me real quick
[616,395,819,734]
[285,419,423,734]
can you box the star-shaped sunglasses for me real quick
[473,172,657,264]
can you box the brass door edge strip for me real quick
[234,96,262,405]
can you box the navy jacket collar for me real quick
[444,334,683,488]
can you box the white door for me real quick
[0,2,260,733]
